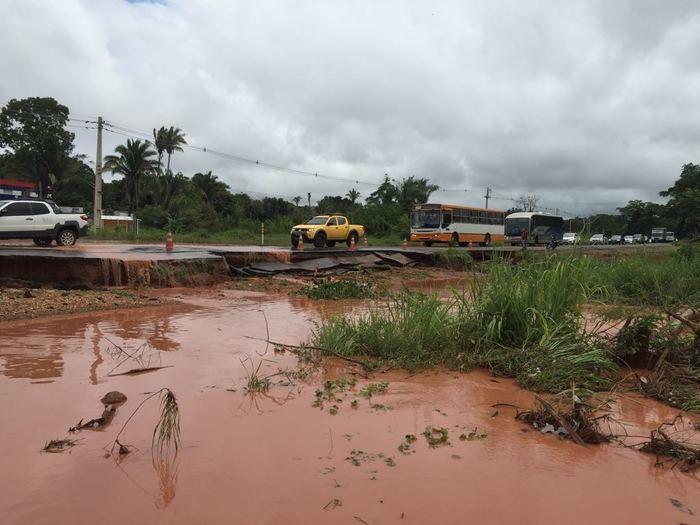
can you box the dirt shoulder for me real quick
[0,288,167,322]
[221,266,475,295]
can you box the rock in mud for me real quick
[100,391,127,405]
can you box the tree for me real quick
[103,139,158,215]
[152,126,187,172]
[152,128,167,170]
[51,155,95,210]
[366,175,399,206]
[317,195,352,213]
[661,163,700,238]
[617,200,666,235]
[158,170,190,210]
[397,176,439,212]
[516,194,539,212]
[0,97,74,196]
[346,188,361,204]
[292,196,302,207]
[191,171,234,215]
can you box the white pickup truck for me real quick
[0,199,89,246]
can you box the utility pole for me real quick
[92,116,103,231]
[307,192,311,209]
[484,187,491,209]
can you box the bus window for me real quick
[411,209,441,229]
[504,217,530,236]
[442,211,452,227]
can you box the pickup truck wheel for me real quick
[326,240,336,247]
[33,238,53,247]
[346,232,358,248]
[57,228,77,246]
[291,235,300,249]
[313,231,326,248]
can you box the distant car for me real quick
[665,232,676,242]
[633,234,647,244]
[623,235,634,244]
[562,232,580,245]
[609,235,622,245]
[0,199,89,246]
[589,234,608,245]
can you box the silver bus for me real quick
[504,212,564,245]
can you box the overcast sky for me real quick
[1,0,699,215]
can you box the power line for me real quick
[0,107,97,122]
[79,116,631,213]
[102,122,384,187]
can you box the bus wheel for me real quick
[482,234,491,247]
[450,233,459,247]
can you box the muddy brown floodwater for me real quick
[0,289,698,525]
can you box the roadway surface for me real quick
[0,240,675,262]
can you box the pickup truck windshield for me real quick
[306,216,330,225]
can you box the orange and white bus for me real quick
[410,203,505,247]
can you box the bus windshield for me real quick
[411,210,441,229]
[504,217,530,236]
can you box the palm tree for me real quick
[158,170,189,210]
[104,139,158,215]
[346,188,360,204]
[192,171,232,214]
[152,126,187,172]
[152,127,167,172]
[292,196,302,207]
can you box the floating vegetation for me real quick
[43,438,78,453]
[398,434,418,455]
[423,426,450,448]
[301,280,376,300]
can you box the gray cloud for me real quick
[1,0,699,215]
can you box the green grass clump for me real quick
[359,382,389,398]
[301,280,375,300]
[312,258,618,393]
[432,248,474,270]
[589,251,700,308]
[423,426,450,447]
[462,259,602,348]
[312,292,458,371]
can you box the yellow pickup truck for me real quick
[291,215,365,248]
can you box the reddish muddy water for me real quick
[0,289,698,525]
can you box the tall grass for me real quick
[312,258,618,391]
[462,259,603,348]
[312,292,458,370]
[589,251,700,307]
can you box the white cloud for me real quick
[1,0,699,214]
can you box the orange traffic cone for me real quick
[297,236,304,251]
[166,231,174,252]
[401,238,408,250]
[349,235,356,252]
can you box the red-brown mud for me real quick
[0,290,698,525]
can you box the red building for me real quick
[0,179,39,199]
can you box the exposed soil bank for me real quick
[0,291,697,525]
[0,288,168,322]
